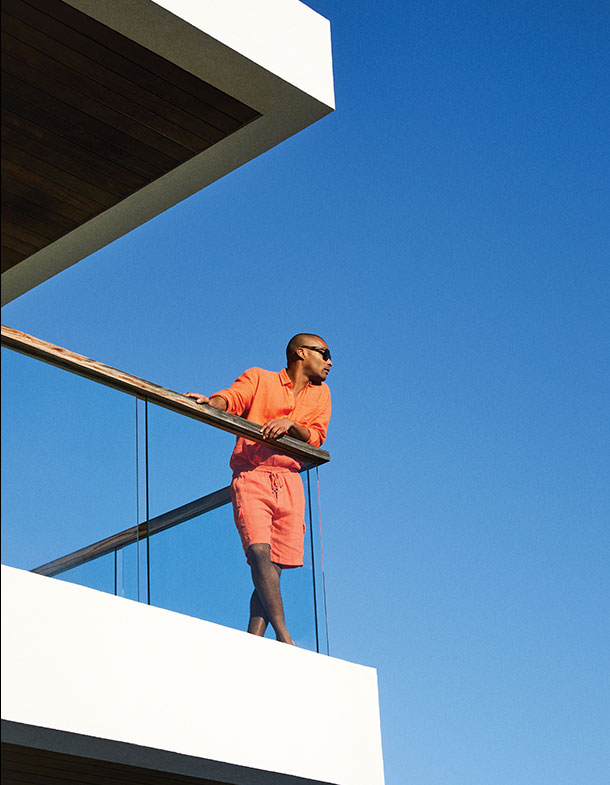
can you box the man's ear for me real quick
[296,347,306,360]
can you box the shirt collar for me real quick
[280,367,312,390]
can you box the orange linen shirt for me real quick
[212,367,331,473]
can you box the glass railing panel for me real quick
[146,401,237,517]
[146,472,322,652]
[305,468,330,655]
[114,541,148,602]
[147,504,251,629]
[279,469,317,651]
[0,348,140,582]
[56,551,116,594]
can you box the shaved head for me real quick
[286,333,326,364]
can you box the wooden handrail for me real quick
[1,324,330,466]
[32,486,233,577]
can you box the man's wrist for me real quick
[208,395,228,411]
[288,421,310,442]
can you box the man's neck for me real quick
[286,365,309,396]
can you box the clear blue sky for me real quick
[2,1,609,783]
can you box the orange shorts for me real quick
[230,468,306,568]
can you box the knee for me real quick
[248,543,271,567]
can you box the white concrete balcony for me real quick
[2,565,385,785]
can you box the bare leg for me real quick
[247,543,294,644]
[248,589,268,636]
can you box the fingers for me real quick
[261,420,276,439]
[184,392,209,404]
[261,419,290,440]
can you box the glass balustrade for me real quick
[1,348,138,576]
[1,343,329,653]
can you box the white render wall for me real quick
[1,565,384,785]
[150,0,335,108]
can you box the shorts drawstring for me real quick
[270,471,285,497]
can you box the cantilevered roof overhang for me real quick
[1,0,335,305]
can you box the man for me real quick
[184,334,332,645]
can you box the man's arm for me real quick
[260,418,310,442]
[185,392,305,440]
[183,392,228,411]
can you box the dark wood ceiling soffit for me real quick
[1,0,261,274]
[1,743,229,785]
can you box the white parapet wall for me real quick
[1,565,384,785]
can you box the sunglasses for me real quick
[300,345,332,361]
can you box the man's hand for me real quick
[261,418,310,442]
[183,393,228,411]
[184,392,209,404]
[261,418,295,440]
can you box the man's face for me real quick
[301,340,332,383]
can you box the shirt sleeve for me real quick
[304,386,331,447]
[211,368,260,416]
